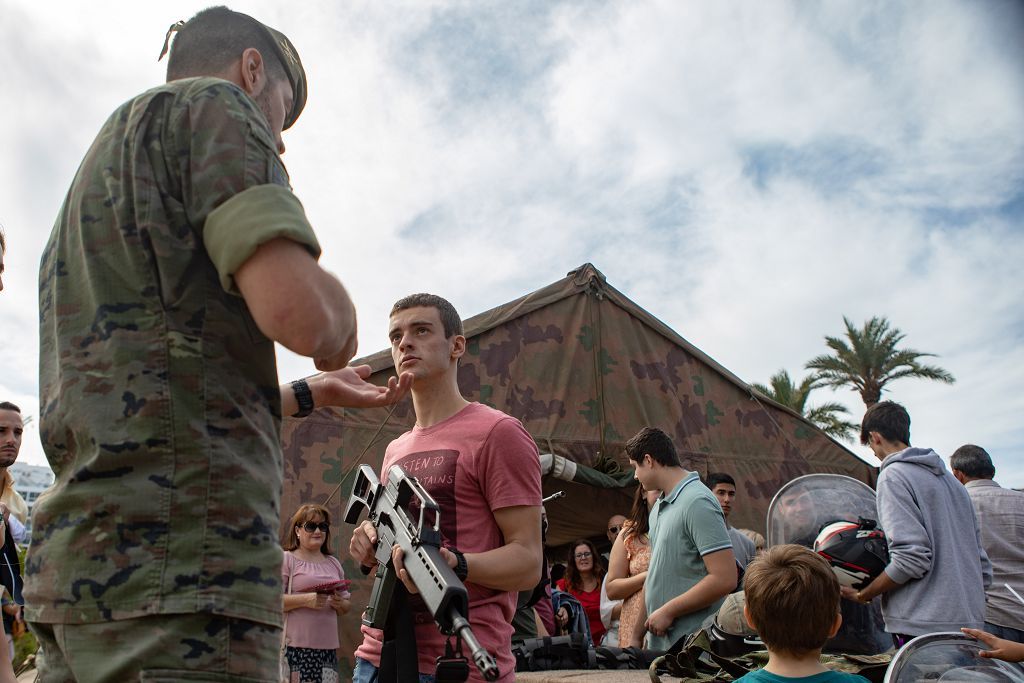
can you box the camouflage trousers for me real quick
[28,614,282,682]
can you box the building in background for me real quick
[9,463,54,535]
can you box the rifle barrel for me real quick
[448,609,499,681]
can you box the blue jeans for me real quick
[985,622,1024,644]
[352,656,435,683]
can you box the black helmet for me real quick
[814,518,889,590]
[706,592,765,657]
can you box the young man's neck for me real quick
[411,373,469,429]
[877,440,909,460]
[653,465,690,494]
[763,649,828,678]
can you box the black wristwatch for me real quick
[290,378,315,418]
[451,548,468,581]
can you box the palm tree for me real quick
[751,369,858,441]
[805,316,955,407]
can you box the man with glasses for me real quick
[607,515,626,544]
[600,513,626,563]
[599,514,626,645]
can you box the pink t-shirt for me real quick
[282,552,350,650]
[354,403,542,682]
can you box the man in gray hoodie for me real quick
[843,401,991,646]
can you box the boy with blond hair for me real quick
[739,545,869,683]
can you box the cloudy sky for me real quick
[2,1,1022,486]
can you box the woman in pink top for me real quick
[606,486,659,647]
[282,504,351,683]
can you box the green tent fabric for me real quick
[279,263,876,669]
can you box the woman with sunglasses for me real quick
[555,538,607,645]
[282,504,351,683]
[607,486,660,648]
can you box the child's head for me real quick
[743,544,841,656]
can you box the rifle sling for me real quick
[379,583,419,683]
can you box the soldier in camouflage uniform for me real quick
[25,8,410,682]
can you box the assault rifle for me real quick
[345,463,500,681]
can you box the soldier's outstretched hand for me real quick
[317,365,413,409]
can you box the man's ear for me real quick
[828,611,843,638]
[238,47,267,95]
[952,469,968,485]
[450,334,467,361]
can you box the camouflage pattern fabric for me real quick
[27,77,320,629]
[650,629,892,683]
[30,614,281,682]
[279,263,878,667]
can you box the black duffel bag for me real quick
[514,634,662,672]
[513,633,596,671]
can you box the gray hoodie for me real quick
[876,447,992,635]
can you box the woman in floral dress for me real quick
[606,486,660,646]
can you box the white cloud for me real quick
[2,0,1022,489]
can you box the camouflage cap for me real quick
[159,10,307,130]
[251,17,307,130]
[715,591,759,637]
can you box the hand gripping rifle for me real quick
[345,463,500,682]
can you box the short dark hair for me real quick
[860,401,911,446]
[625,427,680,467]
[0,223,6,251]
[166,6,287,83]
[390,293,463,339]
[706,472,736,489]
[950,444,995,479]
[0,402,20,413]
[744,544,839,656]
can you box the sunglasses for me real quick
[298,521,330,533]
[608,526,622,535]
[574,551,593,560]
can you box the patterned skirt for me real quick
[283,646,339,683]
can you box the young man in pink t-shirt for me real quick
[349,294,543,683]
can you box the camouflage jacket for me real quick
[27,77,320,627]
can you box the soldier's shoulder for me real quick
[132,77,261,124]
[176,77,256,108]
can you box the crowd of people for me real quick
[0,5,1021,683]
[508,401,1024,681]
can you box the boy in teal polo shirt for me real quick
[625,427,736,651]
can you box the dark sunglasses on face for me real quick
[299,521,330,533]
[575,551,593,560]
[608,526,621,535]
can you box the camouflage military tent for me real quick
[280,263,876,664]
[282,262,876,536]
